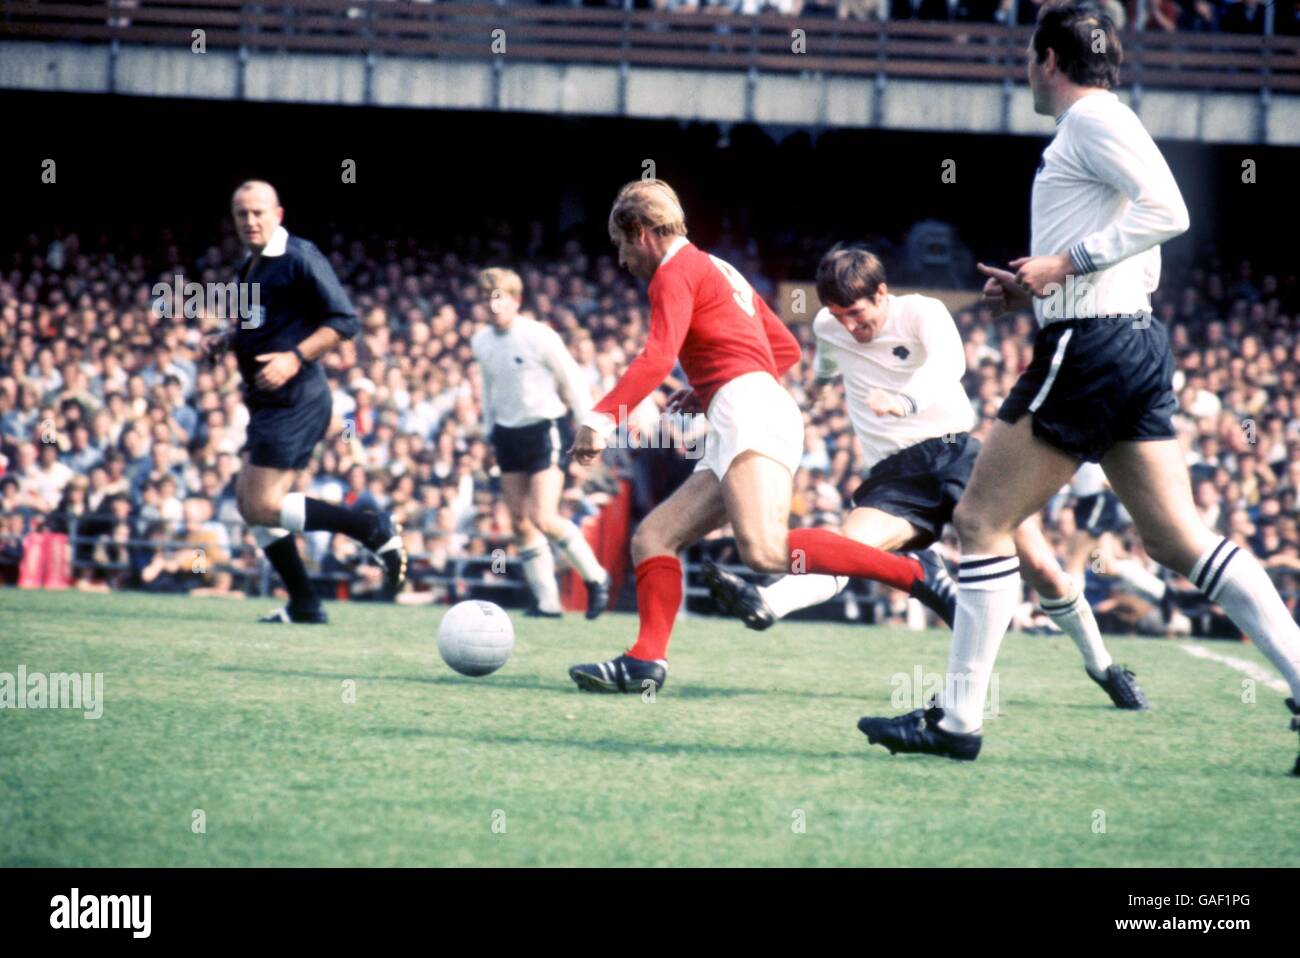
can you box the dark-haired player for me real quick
[203,180,406,624]
[704,246,1145,709]
[859,3,1300,772]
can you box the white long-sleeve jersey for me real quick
[813,294,975,470]
[1032,90,1190,326]
[471,317,591,430]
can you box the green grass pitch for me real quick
[1,590,1297,867]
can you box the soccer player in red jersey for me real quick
[567,180,945,693]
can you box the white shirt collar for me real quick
[659,235,689,267]
[260,225,290,257]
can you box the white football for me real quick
[437,600,515,676]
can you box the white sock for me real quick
[520,535,562,614]
[1039,580,1112,676]
[279,492,306,533]
[940,555,1021,734]
[758,574,848,620]
[552,520,606,584]
[1112,558,1167,603]
[1191,537,1300,699]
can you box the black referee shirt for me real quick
[232,226,359,403]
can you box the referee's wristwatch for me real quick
[291,346,307,366]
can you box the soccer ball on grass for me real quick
[437,600,515,676]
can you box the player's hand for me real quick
[664,387,702,415]
[1009,253,1073,298]
[569,424,607,466]
[866,388,907,418]
[253,351,302,391]
[976,262,1031,316]
[200,331,232,361]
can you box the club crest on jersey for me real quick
[893,346,910,360]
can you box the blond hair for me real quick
[608,179,687,242]
[477,267,523,302]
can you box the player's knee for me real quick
[531,511,564,539]
[735,533,787,574]
[953,499,1003,550]
[237,490,280,528]
[630,524,663,565]
[511,511,535,538]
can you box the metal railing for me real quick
[0,508,895,620]
[0,1,1295,92]
[0,510,537,605]
[5,511,1296,635]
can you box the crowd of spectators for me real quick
[0,220,1297,631]
[94,0,1300,35]
[592,0,1295,34]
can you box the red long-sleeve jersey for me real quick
[591,240,801,424]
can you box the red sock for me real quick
[786,528,922,592]
[627,555,681,661]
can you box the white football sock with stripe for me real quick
[1191,537,1300,699]
[758,574,849,620]
[1112,558,1167,603]
[1039,580,1112,676]
[552,520,607,584]
[520,535,562,614]
[940,555,1021,735]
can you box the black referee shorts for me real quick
[850,433,980,548]
[242,367,333,471]
[491,417,573,475]
[998,317,1177,463]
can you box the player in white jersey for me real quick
[471,268,610,619]
[702,246,1146,708]
[860,2,1300,773]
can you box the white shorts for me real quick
[693,371,804,480]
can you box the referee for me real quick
[858,1,1300,770]
[203,180,406,623]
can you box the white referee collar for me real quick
[260,225,290,257]
[659,235,689,266]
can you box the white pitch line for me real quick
[1177,641,1289,694]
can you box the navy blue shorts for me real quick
[1073,491,1127,536]
[998,317,1177,463]
[851,433,980,548]
[491,417,573,474]
[242,367,332,471]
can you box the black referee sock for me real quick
[303,497,379,545]
[264,534,321,610]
